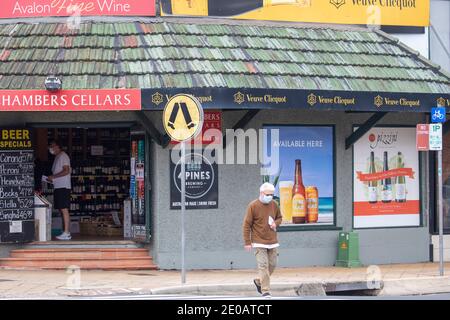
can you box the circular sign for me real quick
[163,94,204,142]
[173,153,215,199]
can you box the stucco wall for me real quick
[151,109,430,269]
[0,110,431,268]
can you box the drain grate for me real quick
[0,279,15,282]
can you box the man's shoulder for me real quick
[60,151,70,160]
[248,199,260,208]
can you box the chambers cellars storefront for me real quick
[0,17,449,268]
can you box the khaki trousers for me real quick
[254,247,278,294]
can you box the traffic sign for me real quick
[429,123,443,151]
[416,123,443,151]
[431,107,446,123]
[416,124,429,151]
[163,94,204,142]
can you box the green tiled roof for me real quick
[0,18,449,94]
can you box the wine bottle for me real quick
[395,152,407,203]
[381,151,392,203]
[368,151,378,204]
[161,0,304,16]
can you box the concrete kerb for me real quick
[380,276,450,296]
[150,282,328,296]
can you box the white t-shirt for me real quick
[52,151,71,189]
[252,243,280,249]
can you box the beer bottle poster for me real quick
[353,127,420,228]
[262,125,335,226]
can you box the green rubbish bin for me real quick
[335,231,362,268]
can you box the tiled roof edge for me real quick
[0,16,371,33]
[374,28,450,83]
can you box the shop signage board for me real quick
[353,126,420,228]
[0,0,155,19]
[262,125,335,227]
[160,0,430,27]
[0,128,35,243]
[170,151,218,210]
[170,110,222,145]
[0,89,141,112]
[142,88,450,113]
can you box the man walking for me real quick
[243,182,282,298]
[47,140,72,241]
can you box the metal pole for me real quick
[437,150,444,276]
[181,141,186,284]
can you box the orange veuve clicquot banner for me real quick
[160,0,429,27]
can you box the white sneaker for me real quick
[56,232,72,240]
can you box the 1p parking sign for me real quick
[429,123,443,151]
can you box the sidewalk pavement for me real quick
[1,262,450,299]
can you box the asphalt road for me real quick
[9,293,450,300]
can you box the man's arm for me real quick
[242,204,254,246]
[50,165,70,179]
[274,202,282,227]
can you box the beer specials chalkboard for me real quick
[0,128,35,243]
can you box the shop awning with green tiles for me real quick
[0,18,449,146]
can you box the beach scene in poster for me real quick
[263,126,334,226]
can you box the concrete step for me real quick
[0,256,157,270]
[24,241,144,249]
[10,248,150,259]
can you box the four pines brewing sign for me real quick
[170,151,218,210]
[0,128,35,243]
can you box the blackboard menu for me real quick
[0,128,35,243]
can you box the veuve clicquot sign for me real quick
[160,0,429,27]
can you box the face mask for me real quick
[48,148,55,155]
[260,195,273,204]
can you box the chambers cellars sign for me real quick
[0,89,141,112]
[0,0,155,18]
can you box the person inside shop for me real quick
[34,157,46,195]
[47,140,72,241]
[242,182,282,298]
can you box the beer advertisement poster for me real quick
[263,125,334,226]
[170,150,218,210]
[353,127,420,228]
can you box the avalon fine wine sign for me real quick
[0,0,155,19]
[0,128,35,243]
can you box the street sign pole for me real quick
[181,140,186,284]
[163,94,204,286]
[438,149,444,276]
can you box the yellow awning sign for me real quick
[160,0,430,27]
[163,94,204,142]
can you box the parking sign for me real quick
[429,123,442,151]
